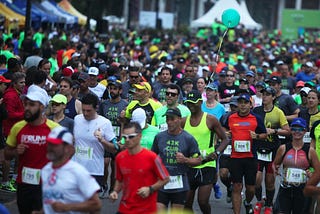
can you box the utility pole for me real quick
[25,0,31,34]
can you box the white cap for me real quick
[300,87,311,94]
[202,66,210,71]
[25,87,49,106]
[131,108,146,129]
[88,67,99,76]
[47,126,73,145]
[276,60,284,65]
[262,62,270,67]
[72,52,81,58]
[306,61,313,68]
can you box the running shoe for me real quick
[213,183,222,199]
[243,201,254,214]
[253,202,263,214]
[0,182,16,192]
[264,206,272,214]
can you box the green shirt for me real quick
[151,104,191,131]
[141,125,160,150]
[48,57,58,77]
[33,32,45,48]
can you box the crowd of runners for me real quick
[0,26,320,214]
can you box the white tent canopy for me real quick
[191,0,262,29]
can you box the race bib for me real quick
[113,126,120,137]
[303,132,311,144]
[281,89,289,95]
[234,141,250,152]
[159,124,168,132]
[75,146,93,160]
[22,167,41,185]
[164,175,183,190]
[284,168,307,184]
[257,151,272,162]
[223,145,232,155]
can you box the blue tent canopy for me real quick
[1,0,41,22]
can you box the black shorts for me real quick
[229,158,257,185]
[17,183,42,214]
[277,185,306,214]
[157,190,188,206]
[219,155,231,169]
[187,167,216,190]
[104,150,116,159]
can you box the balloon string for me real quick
[209,28,229,83]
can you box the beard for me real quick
[110,93,120,99]
[24,108,41,122]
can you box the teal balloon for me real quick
[222,9,240,28]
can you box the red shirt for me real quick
[6,119,59,184]
[115,148,169,214]
[227,112,266,158]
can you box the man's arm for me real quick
[136,177,170,199]
[109,180,122,202]
[286,108,299,122]
[75,99,82,115]
[51,192,101,213]
[5,144,28,160]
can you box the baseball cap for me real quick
[184,90,203,103]
[78,72,89,81]
[202,66,210,72]
[237,55,244,60]
[50,94,67,105]
[205,82,218,91]
[296,80,305,87]
[71,52,81,58]
[245,71,255,77]
[164,108,181,117]
[47,126,73,145]
[134,81,151,93]
[291,117,307,129]
[262,62,270,67]
[239,78,249,84]
[255,81,266,88]
[177,57,186,63]
[25,87,49,106]
[107,76,122,87]
[261,87,276,96]
[88,67,99,76]
[300,87,311,94]
[219,70,227,76]
[131,108,146,129]
[305,81,316,88]
[237,94,251,102]
[99,64,109,73]
[305,61,313,68]
[182,78,194,85]
[276,60,284,65]
[269,76,281,84]
[62,66,74,77]
[0,75,11,83]
[230,96,239,106]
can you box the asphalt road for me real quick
[3,179,272,214]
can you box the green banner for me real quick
[282,9,320,40]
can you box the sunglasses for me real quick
[51,102,63,106]
[166,92,178,97]
[130,75,139,79]
[122,133,139,140]
[291,127,305,132]
[226,75,234,77]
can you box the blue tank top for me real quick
[65,97,77,119]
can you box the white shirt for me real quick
[41,160,100,214]
[73,115,115,175]
[88,83,106,100]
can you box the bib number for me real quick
[303,132,311,144]
[75,146,93,160]
[159,124,168,132]
[223,145,232,155]
[22,167,41,185]
[284,168,307,184]
[164,175,183,190]
[234,141,250,152]
[113,126,120,137]
[257,151,272,162]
